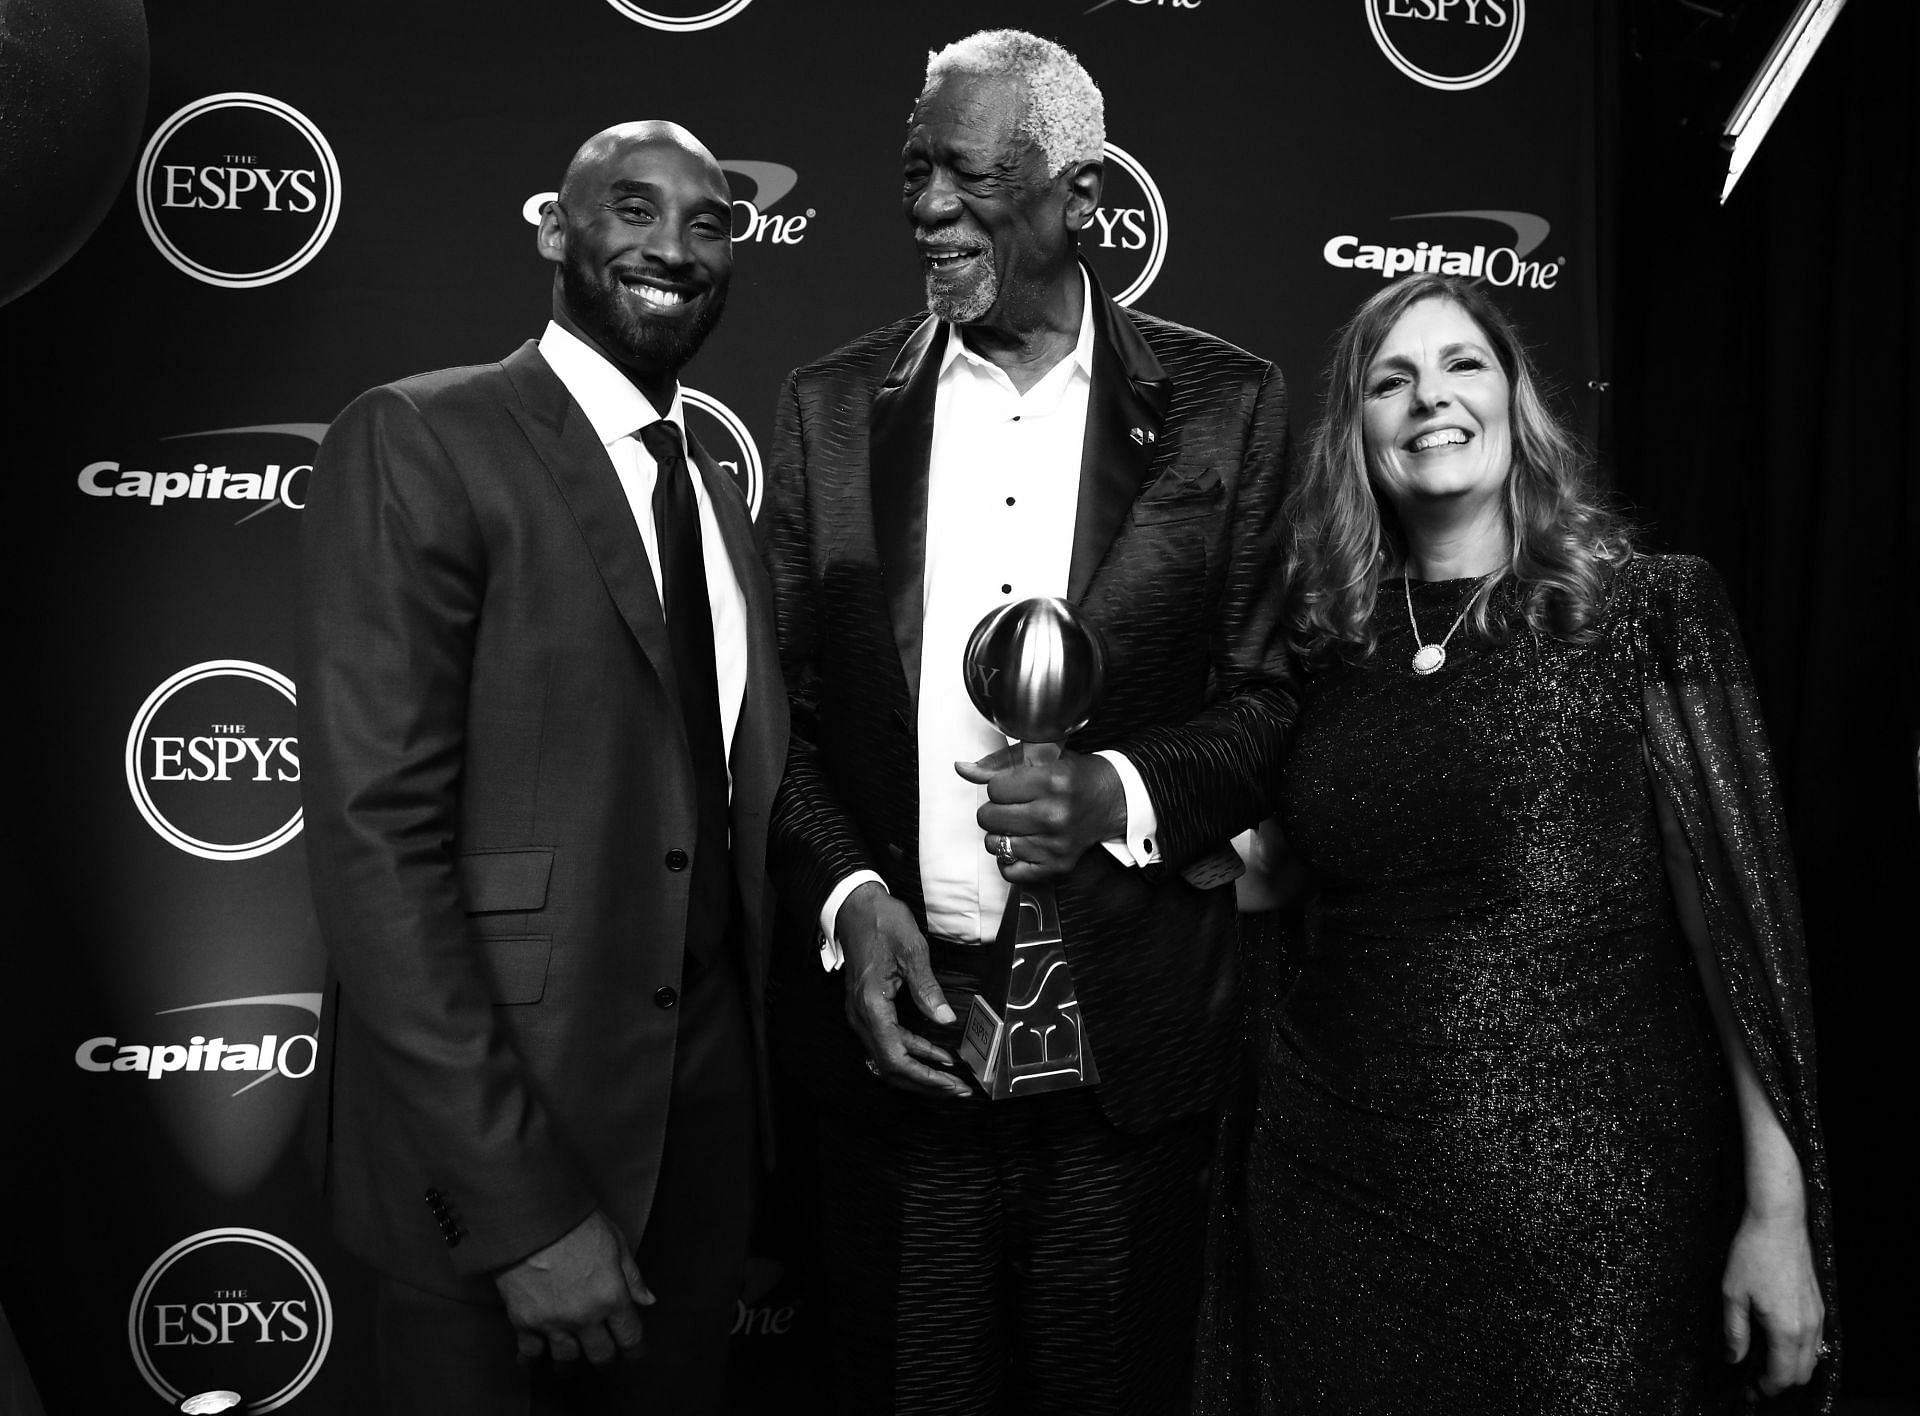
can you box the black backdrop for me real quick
[2,0,1910,1411]
[1605,1,1919,1406]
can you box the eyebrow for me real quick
[1367,340,1492,372]
[605,179,730,216]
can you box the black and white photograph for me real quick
[3,2,1911,1412]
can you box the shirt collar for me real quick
[937,266,1097,389]
[537,319,685,445]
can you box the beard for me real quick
[562,252,728,374]
[925,256,998,324]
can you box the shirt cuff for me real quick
[818,871,887,972]
[1094,749,1162,867]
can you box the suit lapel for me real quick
[869,315,946,709]
[1069,264,1172,603]
[500,341,677,699]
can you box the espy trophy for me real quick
[958,597,1106,1098]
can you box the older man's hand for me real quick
[837,882,972,1099]
[958,746,1127,883]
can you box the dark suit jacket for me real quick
[298,340,786,1300]
[768,266,1294,1134]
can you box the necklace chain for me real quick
[1404,574,1489,675]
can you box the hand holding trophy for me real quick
[958,597,1107,1098]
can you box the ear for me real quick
[536,199,567,266]
[1060,157,1104,234]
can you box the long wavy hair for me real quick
[1284,274,1634,664]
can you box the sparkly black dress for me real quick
[1194,556,1836,1415]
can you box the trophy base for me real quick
[959,992,1099,1098]
[957,874,1101,1099]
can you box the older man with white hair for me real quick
[767,28,1296,1415]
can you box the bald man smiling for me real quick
[298,122,785,1414]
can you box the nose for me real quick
[1410,370,1450,413]
[639,215,694,270]
[910,171,962,226]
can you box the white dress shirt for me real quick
[819,275,1161,966]
[537,321,749,789]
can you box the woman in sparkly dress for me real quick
[1196,275,1835,1413]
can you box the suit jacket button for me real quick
[665,849,689,871]
[654,986,678,1010]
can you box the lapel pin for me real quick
[1130,426,1156,446]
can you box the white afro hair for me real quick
[922,29,1104,178]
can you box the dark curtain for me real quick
[1603,1,1919,1401]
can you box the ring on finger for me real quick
[864,1057,881,1077]
[996,833,1016,862]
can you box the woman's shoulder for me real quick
[1604,553,1752,680]
[1605,553,1731,622]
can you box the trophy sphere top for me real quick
[963,597,1108,744]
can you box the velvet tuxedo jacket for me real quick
[298,341,786,1300]
[768,269,1296,1133]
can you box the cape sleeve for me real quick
[1631,554,1839,1409]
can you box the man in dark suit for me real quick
[298,120,785,1414]
[767,30,1294,1415]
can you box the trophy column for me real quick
[957,598,1106,1099]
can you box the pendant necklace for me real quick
[1404,573,1487,675]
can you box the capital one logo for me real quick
[1368,0,1526,91]
[137,94,341,288]
[598,0,753,31]
[1323,209,1564,291]
[129,1229,333,1413]
[1084,143,1168,309]
[78,424,324,523]
[76,993,322,1094]
[683,389,765,517]
[523,158,814,250]
[126,662,302,861]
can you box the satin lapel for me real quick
[869,315,946,710]
[1069,270,1172,603]
[500,342,676,698]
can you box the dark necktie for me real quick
[640,419,730,959]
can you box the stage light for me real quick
[1720,0,1849,201]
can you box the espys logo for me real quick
[126,662,302,861]
[684,389,764,517]
[599,0,753,30]
[77,993,321,1093]
[78,424,324,523]
[1368,0,1525,90]
[1323,209,1563,290]
[1084,143,1168,309]
[137,94,341,288]
[523,158,814,248]
[129,1229,332,1414]
[1085,0,1200,10]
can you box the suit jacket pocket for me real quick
[456,847,554,914]
[1133,471,1223,526]
[474,935,552,1005]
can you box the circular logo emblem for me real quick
[683,388,764,518]
[128,1228,333,1414]
[1366,0,1526,91]
[599,0,753,31]
[1084,143,1168,309]
[136,94,342,288]
[125,661,302,861]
